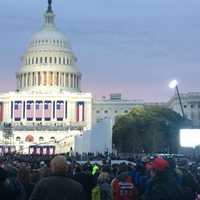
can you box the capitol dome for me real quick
[16,1,81,93]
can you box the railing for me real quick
[0,122,87,131]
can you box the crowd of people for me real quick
[0,153,200,200]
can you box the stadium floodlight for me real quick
[169,79,178,89]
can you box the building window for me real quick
[36,57,38,64]
[38,72,41,85]
[54,57,57,64]
[184,105,187,108]
[56,72,59,85]
[104,110,108,114]
[25,135,34,143]
[44,72,47,85]
[124,110,128,113]
[40,57,43,64]
[191,104,194,109]
[16,137,21,142]
[49,57,52,64]
[39,137,44,142]
[115,110,118,113]
[96,110,100,114]
[32,58,34,64]
[63,57,65,64]
[50,72,53,85]
[59,57,61,64]
[45,57,47,64]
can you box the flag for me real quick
[29,147,34,154]
[14,101,22,120]
[56,101,64,120]
[44,101,52,120]
[26,101,34,120]
[0,102,3,122]
[76,102,85,122]
[35,101,43,120]
[49,147,54,155]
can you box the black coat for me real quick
[144,171,183,200]
[29,173,86,200]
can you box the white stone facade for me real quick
[168,92,200,127]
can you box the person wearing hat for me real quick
[144,157,183,200]
[29,156,86,200]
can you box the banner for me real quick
[76,102,85,122]
[14,101,22,121]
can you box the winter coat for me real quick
[144,171,183,200]
[29,172,86,200]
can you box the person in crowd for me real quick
[17,167,34,200]
[29,155,86,200]
[144,157,183,200]
[0,167,16,200]
[5,164,26,200]
[73,165,96,200]
[112,164,138,200]
[92,172,113,200]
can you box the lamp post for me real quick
[169,80,185,118]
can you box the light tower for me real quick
[169,80,185,118]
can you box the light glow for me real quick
[180,129,200,148]
[169,80,178,89]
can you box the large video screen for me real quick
[180,129,200,148]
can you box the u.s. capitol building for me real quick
[0,2,199,154]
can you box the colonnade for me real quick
[17,72,81,90]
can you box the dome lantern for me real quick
[44,0,55,29]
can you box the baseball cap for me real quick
[151,157,169,171]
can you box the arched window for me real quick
[50,137,55,141]
[25,135,34,142]
[39,136,44,142]
[16,136,21,141]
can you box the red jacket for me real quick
[112,176,138,200]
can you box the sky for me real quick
[0,0,200,102]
